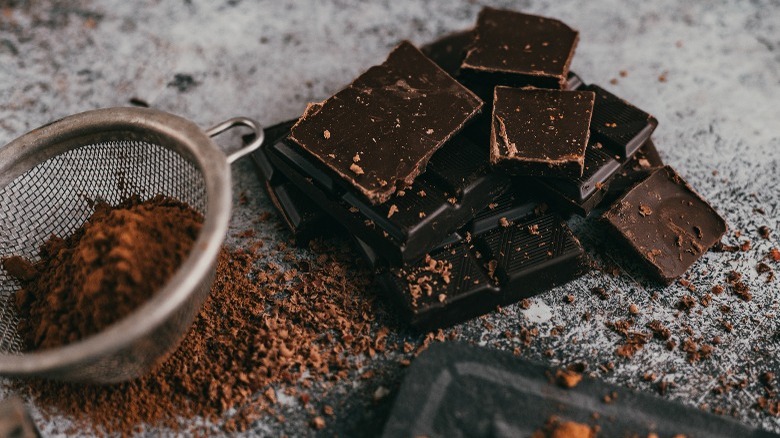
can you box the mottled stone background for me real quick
[0,0,778,436]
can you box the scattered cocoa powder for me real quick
[3,195,203,350]
[17,238,391,434]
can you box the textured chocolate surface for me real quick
[289,41,482,205]
[356,191,586,330]
[603,166,727,283]
[582,84,658,158]
[490,87,594,178]
[382,343,779,438]
[461,7,579,92]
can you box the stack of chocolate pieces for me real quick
[252,7,726,330]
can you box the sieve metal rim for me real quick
[0,107,263,378]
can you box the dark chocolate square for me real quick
[461,7,579,91]
[490,86,595,178]
[603,166,727,283]
[289,41,482,205]
[581,84,658,158]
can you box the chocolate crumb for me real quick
[591,287,609,300]
[311,416,326,430]
[387,204,399,218]
[555,369,583,389]
[647,320,671,340]
[759,226,771,240]
[349,163,364,175]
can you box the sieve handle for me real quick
[205,117,265,164]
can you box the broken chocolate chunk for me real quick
[603,166,727,284]
[461,7,579,93]
[490,87,594,178]
[289,41,482,205]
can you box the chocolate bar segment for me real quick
[461,7,579,94]
[581,84,658,158]
[269,131,510,265]
[289,41,483,205]
[359,193,586,330]
[490,87,594,178]
[382,343,777,438]
[532,139,661,217]
[603,166,727,284]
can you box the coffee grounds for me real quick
[19,238,390,434]
[2,195,203,350]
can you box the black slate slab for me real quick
[382,343,780,438]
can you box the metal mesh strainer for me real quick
[0,107,264,383]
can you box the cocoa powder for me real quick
[3,195,203,350]
[17,238,389,434]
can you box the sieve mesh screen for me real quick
[0,140,207,355]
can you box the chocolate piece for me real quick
[0,397,40,438]
[490,87,595,178]
[606,139,664,200]
[355,192,586,330]
[420,29,473,77]
[533,139,660,217]
[268,131,510,265]
[382,343,779,438]
[460,7,579,95]
[581,84,658,158]
[251,120,336,243]
[603,166,727,284]
[531,139,622,216]
[289,41,483,205]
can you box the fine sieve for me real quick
[0,107,264,384]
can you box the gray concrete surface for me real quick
[0,0,778,436]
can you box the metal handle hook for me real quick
[205,117,265,164]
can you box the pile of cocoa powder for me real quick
[2,195,203,350]
[15,237,391,434]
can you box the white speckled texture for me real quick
[0,0,779,436]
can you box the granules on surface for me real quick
[20,238,389,434]
[2,195,203,350]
